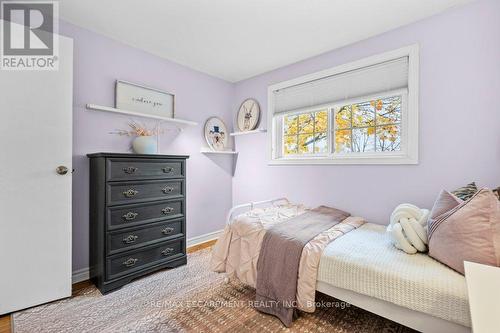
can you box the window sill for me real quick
[268,154,418,165]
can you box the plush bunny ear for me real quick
[391,223,417,254]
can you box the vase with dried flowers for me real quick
[111,120,164,154]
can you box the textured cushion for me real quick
[428,188,500,274]
[451,182,478,201]
[388,204,429,254]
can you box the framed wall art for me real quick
[204,117,229,151]
[115,80,175,118]
[237,98,260,131]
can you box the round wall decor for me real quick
[204,117,229,151]
[237,98,260,131]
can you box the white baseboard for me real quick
[71,229,223,284]
[72,267,90,284]
[186,229,223,248]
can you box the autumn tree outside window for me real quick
[268,45,419,165]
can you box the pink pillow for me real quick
[428,188,500,274]
[427,190,462,237]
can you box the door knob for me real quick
[56,166,69,175]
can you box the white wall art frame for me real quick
[204,116,229,151]
[115,80,175,119]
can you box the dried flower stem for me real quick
[110,120,166,137]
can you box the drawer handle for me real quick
[161,227,174,235]
[162,167,174,173]
[122,212,138,221]
[123,189,139,198]
[162,186,174,194]
[162,248,174,256]
[123,167,138,174]
[123,235,139,244]
[123,258,138,267]
[162,207,174,214]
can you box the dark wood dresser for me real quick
[87,153,188,293]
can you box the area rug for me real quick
[13,249,416,332]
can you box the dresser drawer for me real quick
[107,199,184,230]
[107,219,184,255]
[107,179,183,206]
[106,239,184,280]
[107,158,184,181]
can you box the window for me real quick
[334,95,402,154]
[268,45,418,164]
[283,110,328,156]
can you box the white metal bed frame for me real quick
[225,198,471,333]
[225,197,290,225]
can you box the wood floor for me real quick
[0,240,215,333]
[0,316,10,333]
[187,239,217,253]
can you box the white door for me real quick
[0,35,73,314]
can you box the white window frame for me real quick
[268,44,419,165]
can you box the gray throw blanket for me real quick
[255,206,350,327]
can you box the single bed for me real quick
[317,222,470,333]
[213,198,472,333]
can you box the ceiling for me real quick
[59,0,473,82]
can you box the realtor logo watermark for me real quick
[1,0,59,70]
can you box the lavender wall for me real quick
[60,22,235,272]
[61,0,499,273]
[232,0,500,223]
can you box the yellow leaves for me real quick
[283,110,328,155]
[284,135,296,145]
[335,105,351,129]
[352,102,375,128]
[335,129,351,153]
[297,134,311,153]
[283,115,298,135]
[314,110,328,133]
[376,96,401,125]
[283,95,402,155]
[284,110,327,137]
[376,125,401,151]
[284,135,298,155]
[334,96,402,153]
[298,113,314,134]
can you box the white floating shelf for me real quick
[200,149,238,155]
[230,129,267,136]
[86,104,198,128]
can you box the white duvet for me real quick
[317,223,471,327]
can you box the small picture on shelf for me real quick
[237,98,260,132]
[204,117,229,151]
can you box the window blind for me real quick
[273,56,409,114]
